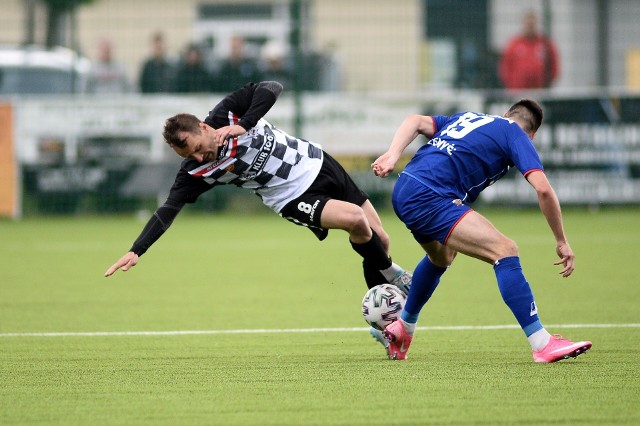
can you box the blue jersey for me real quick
[402,112,544,203]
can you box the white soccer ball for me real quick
[361,284,407,331]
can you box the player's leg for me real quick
[387,208,525,360]
[357,199,414,350]
[319,198,371,241]
[402,242,455,327]
[319,198,412,351]
[385,242,453,360]
[320,199,407,288]
[446,211,591,362]
[446,211,549,341]
[446,211,549,344]
[360,200,389,252]
[384,176,465,359]
[317,152,410,288]
[443,210,517,262]
[279,189,405,290]
[360,200,412,292]
[279,192,404,350]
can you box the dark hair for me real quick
[506,99,544,134]
[162,113,201,147]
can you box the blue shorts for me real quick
[391,172,472,245]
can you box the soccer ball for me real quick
[361,284,407,331]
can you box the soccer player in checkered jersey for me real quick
[372,99,592,362]
[104,81,411,348]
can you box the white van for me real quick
[0,44,91,95]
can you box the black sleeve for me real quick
[129,199,184,256]
[206,80,283,130]
[168,163,213,203]
[129,166,213,256]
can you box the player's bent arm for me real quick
[525,170,575,276]
[104,199,185,277]
[235,81,283,130]
[526,171,566,243]
[391,114,435,154]
[372,115,435,177]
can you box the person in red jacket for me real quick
[499,11,559,89]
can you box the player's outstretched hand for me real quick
[104,251,139,277]
[371,152,399,178]
[554,241,575,278]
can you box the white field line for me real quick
[0,323,638,338]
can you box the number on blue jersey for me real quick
[440,112,495,139]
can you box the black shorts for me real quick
[279,152,369,240]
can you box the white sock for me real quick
[381,262,403,282]
[401,318,416,336]
[528,328,552,351]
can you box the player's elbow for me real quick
[535,185,556,201]
[411,115,434,136]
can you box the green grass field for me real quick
[1,207,639,425]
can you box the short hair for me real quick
[163,113,201,147]
[506,99,544,134]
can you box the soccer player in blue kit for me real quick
[371,99,592,362]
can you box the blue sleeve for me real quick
[431,115,452,135]
[508,129,544,175]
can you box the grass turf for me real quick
[1,207,639,424]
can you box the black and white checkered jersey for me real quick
[128,82,327,257]
[168,116,324,213]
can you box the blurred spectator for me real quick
[314,43,343,92]
[138,32,174,93]
[296,49,343,92]
[172,43,214,93]
[499,10,559,89]
[260,41,291,89]
[215,35,263,92]
[85,38,131,94]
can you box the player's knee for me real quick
[351,211,370,234]
[445,250,457,265]
[497,238,519,258]
[428,248,456,267]
[344,208,370,235]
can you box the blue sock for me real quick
[493,256,543,337]
[401,256,447,324]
